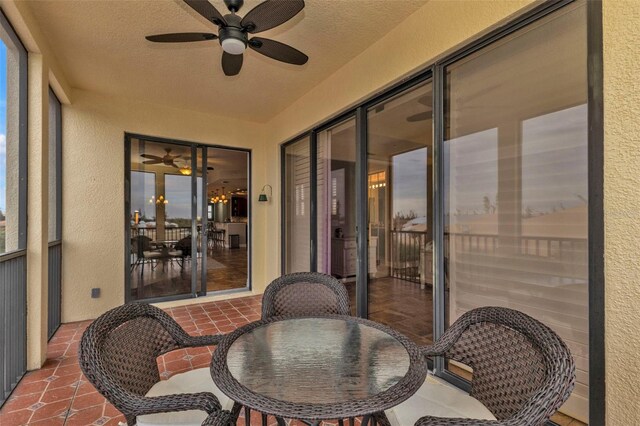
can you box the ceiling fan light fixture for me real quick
[221,37,246,55]
[219,26,247,55]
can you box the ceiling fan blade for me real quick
[183,0,227,26]
[140,154,163,161]
[407,111,432,123]
[142,159,162,165]
[418,95,431,107]
[146,33,218,43]
[241,0,305,33]
[170,163,179,168]
[222,52,243,76]
[249,37,307,65]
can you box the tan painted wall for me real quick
[603,0,640,423]
[26,53,49,369]
[60,90,270,322]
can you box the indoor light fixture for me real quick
[258,184,273,202]
[156,195,168,205]
[179,166,192,176]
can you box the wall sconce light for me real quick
[258,184,273,202]
[156,195,169,205]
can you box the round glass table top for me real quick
[211,315,426,419]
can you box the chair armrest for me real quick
[121,391,222,418]
[201,410,234,426]
[420,338,455,358]
[181,333,224,347]
[415,416,500,425]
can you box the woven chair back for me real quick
[262,272,351,319]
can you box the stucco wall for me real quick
[603,0,640,423]
[61,90,270,322]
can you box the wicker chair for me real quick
[378,306,575,426]
[131,235,163,274]
[78,303,233,426]
[261,272,351,320]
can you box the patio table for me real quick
[210,315,427,425]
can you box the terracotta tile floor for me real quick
[0,294,582,426]
[0,296,356,426]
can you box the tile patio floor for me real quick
[0,294,583,426]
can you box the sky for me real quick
[392,147,428,219]
[0,41,7,214]
[131,171,203,222]
[444,104,588,222]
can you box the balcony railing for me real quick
[389,230,587,284]
[131,226,192,241]
[390,230,429,283]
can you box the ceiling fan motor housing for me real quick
[219,14,247,55]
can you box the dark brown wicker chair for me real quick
[261,272,351,320]
[378,306,575,426]
[201,410,235,426]
[78,303,232,426]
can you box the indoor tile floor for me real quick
[0,294,583,426]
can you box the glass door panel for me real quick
[204,147,250,292]
[443,2,588,421]
[283,137,311,273]
[366,82,434,345]
[317,118,357,314]
[129,138,195,300]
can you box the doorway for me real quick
[125,134,251,302]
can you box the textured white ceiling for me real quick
[26,0,428,122]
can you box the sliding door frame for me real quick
[279,0,603,423]
[124,133,252,304]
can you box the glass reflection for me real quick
[226,318,410,404]
[367,82,434,346]
[443,2,588,420]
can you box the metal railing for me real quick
[390,230,429,283]
[48,241,62,340]
[389,230,587,284]
[0,250,27,406]
[131,226,192,241]
[448,232,587,260]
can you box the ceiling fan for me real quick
[407,95,432,123]
[146,0,308,76]
[141,148,181,168]
[180,156,215,175]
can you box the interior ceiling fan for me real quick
[182,156,215,174]
[146,0,308,76]
[141,148,181,168]
[407,95,432,123]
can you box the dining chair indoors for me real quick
[79,303,235,426]
[378,306,576,426]
[261,272,351,319]
[131,235,163,275]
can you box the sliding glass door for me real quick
[204,147,250,292]
[283,136,311,273]
[316,118,357,313]
[128,138,196,300]
[442,1,588,420]
[126,136,251,302]
[367,82,434,345]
